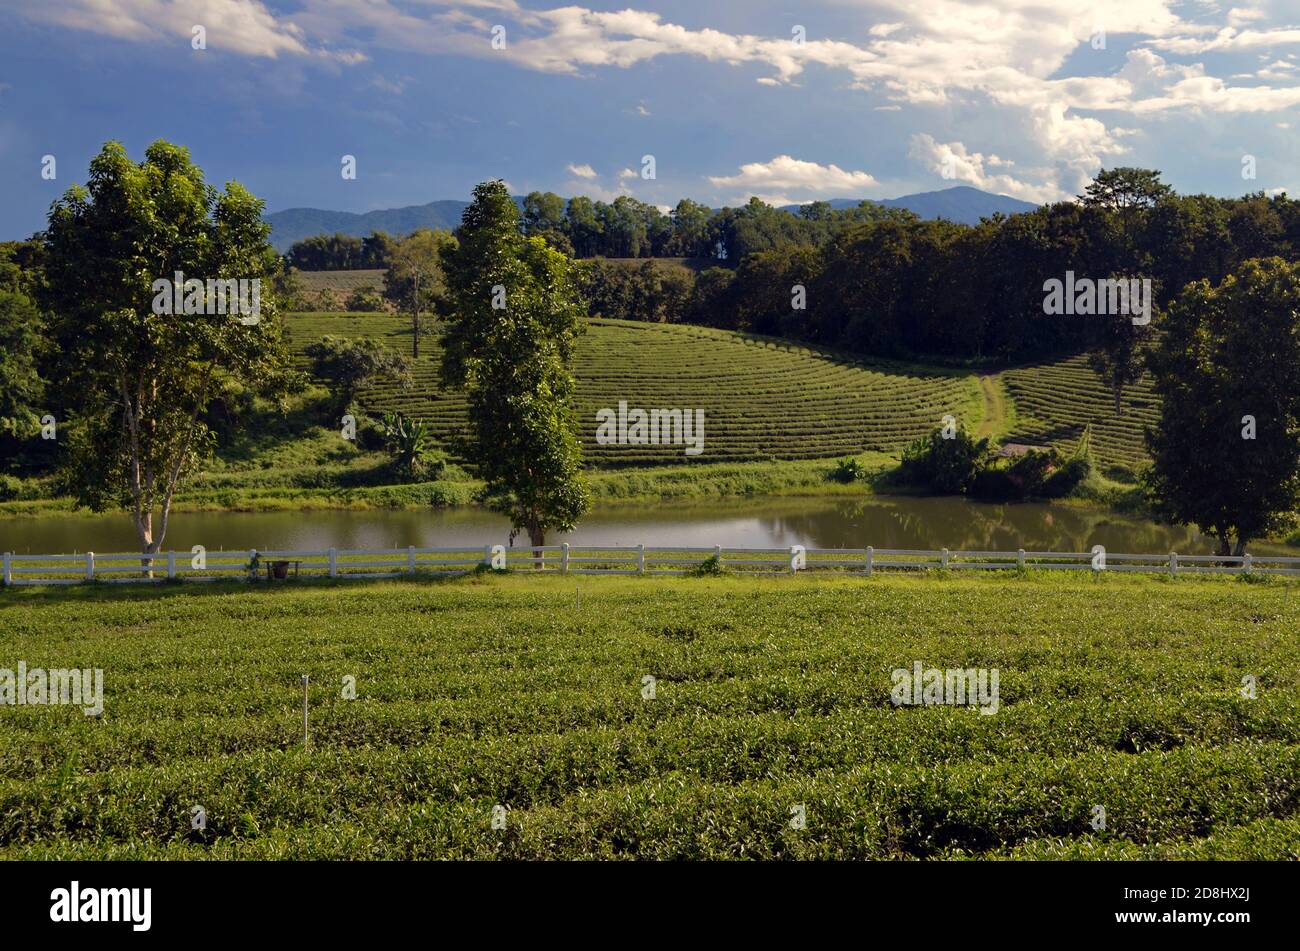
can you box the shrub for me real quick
[0,474,21,501]
[1042,457,1091,498]
[344,287,385,312]
[897,428,989,494]
[828,457,867,483]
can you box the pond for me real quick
[0,495,1263,556]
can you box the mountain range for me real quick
[264,185,1040,252]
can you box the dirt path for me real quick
[976,374,1007,438]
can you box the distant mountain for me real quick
[266,186,1039,252]
[880,186,1039,223]
[265,200,472,252]
[780,186,1039,225]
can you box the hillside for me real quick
[284,314,981,466]
[1004,354,1158,473]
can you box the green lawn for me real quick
[1,572,1296,859]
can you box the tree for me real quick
[40,140,290,558]
[303,335,410,415]
[1144,257,1300,555]
[382,229,454,357]
[441,180,590,555]
[0,288,44,459]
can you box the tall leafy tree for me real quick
[382,229,454,357]
[1144,257,1300,555]
[40,140,290,556]
[441,180,590,553]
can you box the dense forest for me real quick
[284,169,1300,364]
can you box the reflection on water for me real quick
[0,495,1248,556]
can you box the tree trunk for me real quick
[528,524,545,570]
[412,271,420,359]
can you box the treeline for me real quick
[586,171,1300,363]
[283,194,909,269]
[285,231,400,271]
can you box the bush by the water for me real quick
[896,428,1090,501]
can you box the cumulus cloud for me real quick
[567,163,598,178]
[908,134,1064,203]
[9,0,360,61]
[708,155,879,204]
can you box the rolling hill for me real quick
[284,314,982,467]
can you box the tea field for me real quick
[1004,353,1160,473]
[1,571,1296,859]
[284,314,982,467]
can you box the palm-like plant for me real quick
[381,412,430,479]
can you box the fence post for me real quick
[2,552,10,586]
[167,551,177,580]
[85,551,95,581]
[1017,548,1025,569]
[1169,552,1177,576]
[941,548,949,570]
[714,545,722,567]
[482,545,492,568]
[407,545,416,574]
[328,547,337,578]
[865,546,873,576]
[561,543,570,574]
[1242,552,1252,574]
[637,544,645,575]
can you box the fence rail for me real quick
[1,543,1296,587]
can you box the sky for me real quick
[1,0,1299,239]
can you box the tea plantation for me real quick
[1,572,1296,859]
[285,314,981,466]
[1003,353,1160,473]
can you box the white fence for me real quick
[2,544,1297,586]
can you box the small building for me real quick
[995,442,1051,459]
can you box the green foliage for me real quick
[898,428,990,495]
[303,334,411,415]
[344,286,385,312]
[1145,257,1300,554]
[0,288,44,446]
[0,573,1296,859]
[828,457,867,484]
[440,180,591,547]
[380,411,441,481]
[382,229,455,358]
[285,231,395,271]
[38,139,291,553]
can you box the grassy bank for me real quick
[1,571,1296,859]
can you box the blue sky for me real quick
[2,0,1299,240]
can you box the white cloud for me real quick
[9,0,360,61]
[908,134,1064,203]
[708,155,879,201]
[567,163,598,178]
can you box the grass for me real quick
[1,571,1296,859]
